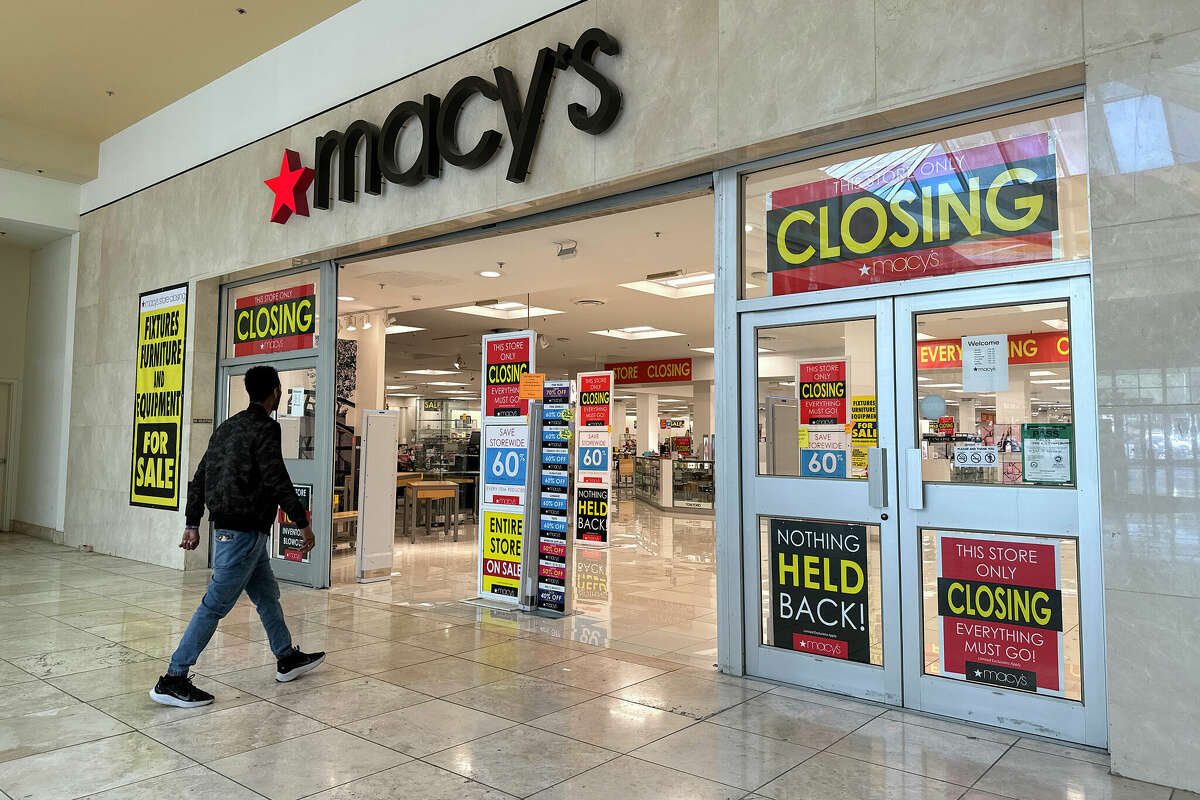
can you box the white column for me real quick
[693,380,714,439]
[348,311,386,435]
[636,393,658,453]
[613,400,628,436]
[958,398,977,435]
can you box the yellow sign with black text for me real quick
[129,285,188,509]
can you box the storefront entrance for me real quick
[216,263,337,588]
[740,275,1105,744]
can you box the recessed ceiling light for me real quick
[1029,369,1057,376]
[448,303,563,320]
[388,393,419,397]
[337,295,355,302]
[404,369,460,375]
[1032,378,1072,384]
[386,325,424,335]
[479,270,502,278]
[427,381,468,386]
[437,390,473,394]
[591,327,683,341]
[386,385,413,390]
[1042,319,1069,330]
[916,332,935,340]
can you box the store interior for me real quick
[320,194,722,666]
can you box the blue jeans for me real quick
[169,529,293,676]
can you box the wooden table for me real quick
[448,476,477,522]
[402,481,461,543]
[331,510,358,551]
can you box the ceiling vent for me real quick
[573,298,606,306]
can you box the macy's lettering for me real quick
[312,28,620,211]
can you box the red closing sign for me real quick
[919,331,1070,370]
[233,284,316,357]
[483,333,533,420]
[578,374,612,426]
[766,133,1059,295]
[937,532,1064,695]
[797,361,846,425]
[604,358,692,384]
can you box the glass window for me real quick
[224,269,321,358]
[759,516,883,666]
[920,528,1081,701]
[756,319,875,480]
[740,101,1088,299]
[914,300,1073,486]
[226,368,317,460]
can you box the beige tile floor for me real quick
[0,524,1183,799]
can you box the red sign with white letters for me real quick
[937,532,1064,695]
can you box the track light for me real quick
[453,353,464,370]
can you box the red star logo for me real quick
[264,149,314,224]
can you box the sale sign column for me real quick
[574,371,614,544]
[536,381,573,614]
[478,331,536,603]
[936,532,1064,695]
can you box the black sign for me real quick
[575,486,609,543]
[769,518,871,663]
[965,660,1038,693]
[312,28,621,212]
[936,578,1063,632]
[277,484,312,563]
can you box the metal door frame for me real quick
[739,298,903,705]
[216,261,336,588]
[893,276,1107,745]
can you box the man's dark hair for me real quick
[245,366,282,403]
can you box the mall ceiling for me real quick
[337,195,717,385]
[0,1,355,182]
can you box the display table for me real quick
[402,481,461,543]
[331,511,358,551]
[634,456,714,514]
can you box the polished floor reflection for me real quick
[0,529,1179,799]
[331,495,720,670]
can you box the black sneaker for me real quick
[149,674,214,708]
[276,647,325,682]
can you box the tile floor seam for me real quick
[620,750,757,795]
[966,737,1020,797]
[412,725,627,800]
[2,731,206,800]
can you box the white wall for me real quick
[81,0,576,212]
[15,235,78,531]
[0,245,31,380]
[0,168,80,233]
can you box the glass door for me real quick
[216,263,336,588]
[895,277,1107,745]
[218,361,330,586]
[740,298,902,704]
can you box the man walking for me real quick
[151,365,324,707]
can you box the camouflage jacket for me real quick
[185,404,307,535]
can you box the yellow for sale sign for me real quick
[129,284,188,509]
[481,509,523,598]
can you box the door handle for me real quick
[867,447,886,508]
[906,448,924,510]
